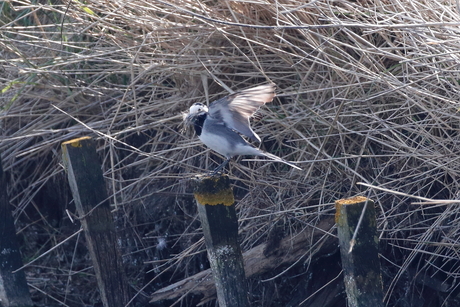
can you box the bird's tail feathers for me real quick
[261,151,302,170]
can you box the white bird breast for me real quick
[199,127,262,158]
[198,129,232,158]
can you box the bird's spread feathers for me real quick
[184,83,301,172]
[207,83,276,142]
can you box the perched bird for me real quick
[184,83,302,174]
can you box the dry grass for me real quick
[2,0,460,306]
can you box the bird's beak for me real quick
[183,112,196,126]
[182,111,190,122]
[181,112,193,135]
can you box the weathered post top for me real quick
[192,175,234,206]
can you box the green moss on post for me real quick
[192,175,249,307]
[335,196,384,307]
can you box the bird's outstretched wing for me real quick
[207,83,276,142]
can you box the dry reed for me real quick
[2,0,460,305]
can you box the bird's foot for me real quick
[207,159,230,177]
[207,170,224,177]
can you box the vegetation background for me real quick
[2,0,460,306]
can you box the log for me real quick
[150,216,336,303]
[0,156,33,307]
[62,137,130,307]
[335,196,384,307]
[192,175,249,307]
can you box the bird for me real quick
[184,83,302,174]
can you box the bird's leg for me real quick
[209,158,230,176]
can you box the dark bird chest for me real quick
[193,113,207,136]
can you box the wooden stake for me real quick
[335,196,384,307]
[62,137,130,307]
[0,156,33,307]
[192,175,250,307]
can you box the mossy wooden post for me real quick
[192,175,250,307]
[335,196,384,307]
[0,156,33,307]
[62,137,130,307]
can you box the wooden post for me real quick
[62,137,130,307]
[335,196,384,307]
[192,175,250,307]
[0,156,33,307]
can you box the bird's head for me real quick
[183,103,208,126]
[188,103,208,115]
